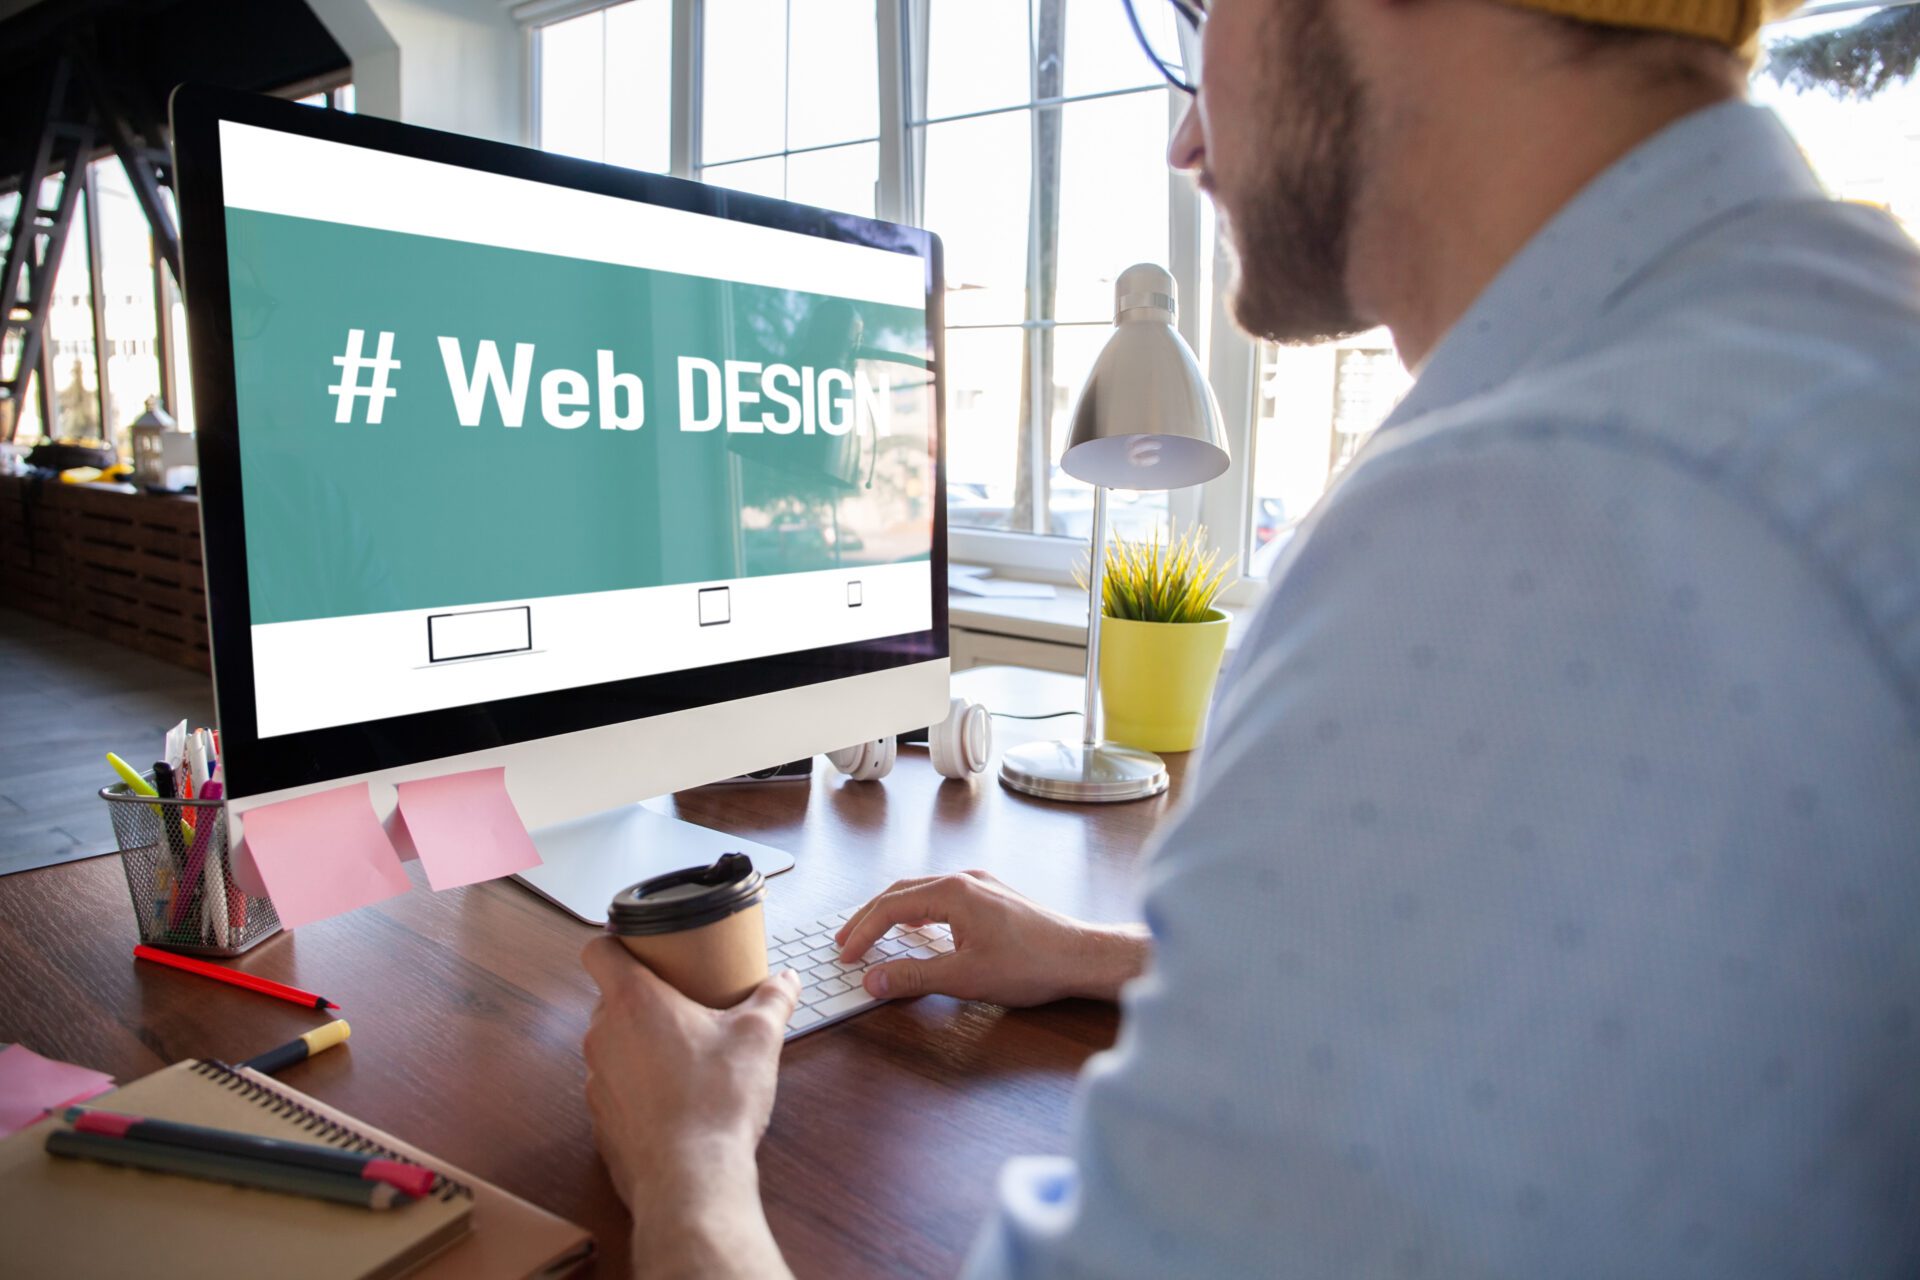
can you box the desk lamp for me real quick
[998,263,1229,803]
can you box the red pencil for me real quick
[133,945,337,1010]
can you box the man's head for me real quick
[1169,0,1802,349]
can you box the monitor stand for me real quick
[514,800,796,926]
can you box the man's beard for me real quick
[1219,1,1370,345]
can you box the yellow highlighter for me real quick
[239,1020,352,1075]
[107,752,196,844]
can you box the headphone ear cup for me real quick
[829,737,896,781]
[961,701,992,774]
[930,698,992,779]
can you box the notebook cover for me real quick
[0,1059,593,1280]
[228,1064,597,1280]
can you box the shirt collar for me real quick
[1382,100,1826,430]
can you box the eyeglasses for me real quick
[1124,0,1205,96]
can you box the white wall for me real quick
[306,0,526,146]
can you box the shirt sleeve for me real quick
[962,420,1920,1279]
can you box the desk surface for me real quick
[0,668,1182,1278]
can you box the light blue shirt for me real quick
[966,100,1920,1278]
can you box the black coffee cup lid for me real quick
[607,853,766,936]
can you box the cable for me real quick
[990,710,1082,721]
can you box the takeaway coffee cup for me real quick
[606,853,769,1008]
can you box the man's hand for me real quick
[580,937,798,1279]
[835,870,1150,1007]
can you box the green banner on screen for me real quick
[225,209,934,626]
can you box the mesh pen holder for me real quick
[100,777,281,957]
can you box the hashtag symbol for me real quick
[329,328,401,424]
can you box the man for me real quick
[581,0,1920,1274]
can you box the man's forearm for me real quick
[1069,923,1153,1002]
[628,1148,792,1280]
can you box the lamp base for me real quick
[997,740,1169,804]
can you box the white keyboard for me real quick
[775,906,955,1040]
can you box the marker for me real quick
[106,752,193,843]
[61,1103,433,1199]
[46,1129,415,1209]
[133,944,338,1010]
[240,1018,352,1076]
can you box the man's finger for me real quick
[730,969,804,1036]
[581,935,674,1003]
[834,875,941,946]
[838,884,954,961]
[865,952,962,999]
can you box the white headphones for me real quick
[828,696,992,782]
[928,697,992,778]
[826,734,898,781]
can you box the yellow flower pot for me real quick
[1097,609,1231,754]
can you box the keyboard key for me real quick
[818,976,851,996]
[772,926,804,944]
[814,988,878,1020]
[809,962,842,980]
[788,1006,823,1030]
[906,945,939,960]
[877,937,908,956]
[929,935,954,953]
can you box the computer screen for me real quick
[175,91,945,802]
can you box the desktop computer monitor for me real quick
[171,86,948,922]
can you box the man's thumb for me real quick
[866,953,958,999]
[741,968,803,1021]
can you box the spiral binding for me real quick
[191,1059,471,1202]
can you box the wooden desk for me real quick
[0,669,1183,1278]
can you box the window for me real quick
[1752,5,1920,221]
[528,0,1223,574]
[702,0,879,215]
[45,181,100,441]
[2,79,349,448]
[531,0,880,217]
[294,84,358,112]
[1245,329,1411,578]
[92,161,166,434]
[537,0,672,174]
[919,0,1189,546]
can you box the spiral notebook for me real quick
[0,1059,593,1279]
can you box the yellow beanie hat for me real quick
[1496,0,1803,47]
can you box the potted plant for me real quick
[1084,525,1235,753]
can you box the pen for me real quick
[168,780,223,934]
[186,731,208,832]
[46,1129,414,1209]
[133,944,338,1010]
[106,752,193,843]
[152,762,190,935]
[61,1103,432,1198]
[240,1018,352,1075]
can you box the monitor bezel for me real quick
[170,84,948,801]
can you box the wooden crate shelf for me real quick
[0,475,210,673]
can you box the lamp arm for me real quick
[1082,485,1107,749]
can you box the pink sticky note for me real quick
[240,783,413,930]
[0,1045,116,1137]
[393,767,543,891]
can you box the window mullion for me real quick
[1166,88,1207,539]
[672,0,701,177]
[876,0,914,224]
[82,173,111,443]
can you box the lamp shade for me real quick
[1061,263,1229,491]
